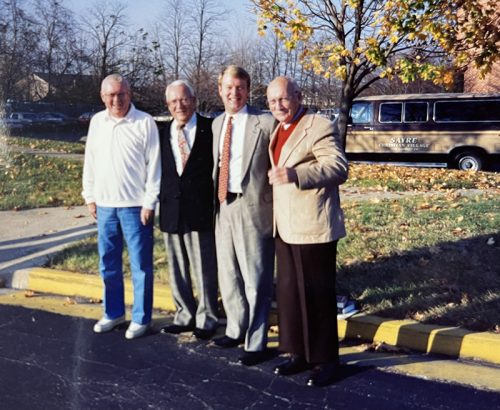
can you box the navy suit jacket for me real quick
[159,114,214,233]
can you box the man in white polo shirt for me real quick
[82,73,161,339]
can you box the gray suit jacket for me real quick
[212,106,275,238]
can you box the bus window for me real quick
[404,102,428,122]
[350,102,373,123]
[380,103,402,123]
[435,100,500,122]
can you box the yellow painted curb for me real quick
[14,268,500,366]
[24,267,175,312]
[338,314,500,365]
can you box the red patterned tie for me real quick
[218,116,233,203]
[177,125,190,171]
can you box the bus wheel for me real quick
[455,151,483,171]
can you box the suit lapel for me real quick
[241,113,260,178]
[277,111,314,167]
[212,114,224,180]
[162,123,178,174]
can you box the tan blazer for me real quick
[269,110,348,244]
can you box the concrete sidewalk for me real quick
[1,206,500,369]
[0,205,96,286]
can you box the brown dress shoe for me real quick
[306,361,340,387]
[274,355,311,376]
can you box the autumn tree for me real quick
[80,1,130,85]
[156,0,189,82]
[0,0,38,101]
[32,0,79,98]
[252,0,500,145]
[187,0,226,111]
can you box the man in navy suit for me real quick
[158,80,218,340]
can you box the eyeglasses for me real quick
[102,92,129,100]
[267,97,293,107]
[168,98,193,106]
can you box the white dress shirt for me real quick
[218,105,248,193]
[170,114,197,175]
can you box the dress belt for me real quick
[226,191,242,204]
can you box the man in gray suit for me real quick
[211,65,275,366]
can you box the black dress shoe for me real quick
[193,327,217,340]
[274,355,311,376]
[212,335,244,348]
[306,362,339,387]
[238,350,270,366]
[160,324,195,334]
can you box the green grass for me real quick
[337,194,500,332]
[345,163,499,191]
[0,152,83,210]
[3,135,85,154]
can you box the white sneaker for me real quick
[93,315,126,333]
[125,322,149,340]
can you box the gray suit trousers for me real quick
[215,198,275,352]
[163,231,218,330]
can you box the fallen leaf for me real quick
[64,297,77,305]
[418,258,429,267]
[418,203,431,210]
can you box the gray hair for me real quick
[165,80,195,100]
[101,74,130,91]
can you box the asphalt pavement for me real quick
[1,299,499,410]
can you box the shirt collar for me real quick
[172,113,197,132]
[282,105,305,129]
[225,104,248,124]
[104,103,136,123]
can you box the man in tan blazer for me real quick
[267,76,348,387]
[211,65,276,366]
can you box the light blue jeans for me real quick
[97,206,154,324]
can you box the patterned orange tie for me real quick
[177,125,190,171]
[218,116,233,203]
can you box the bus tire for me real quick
[455,151,483,171]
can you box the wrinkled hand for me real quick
[268,167,298,185]
[141,208,154,225]
[87,202,97,219]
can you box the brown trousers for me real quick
[275,236,339,364]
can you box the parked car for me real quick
[6,112,42,127]
[39,112,77,125]
[153,111,172,122]
[78,112,96,124]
